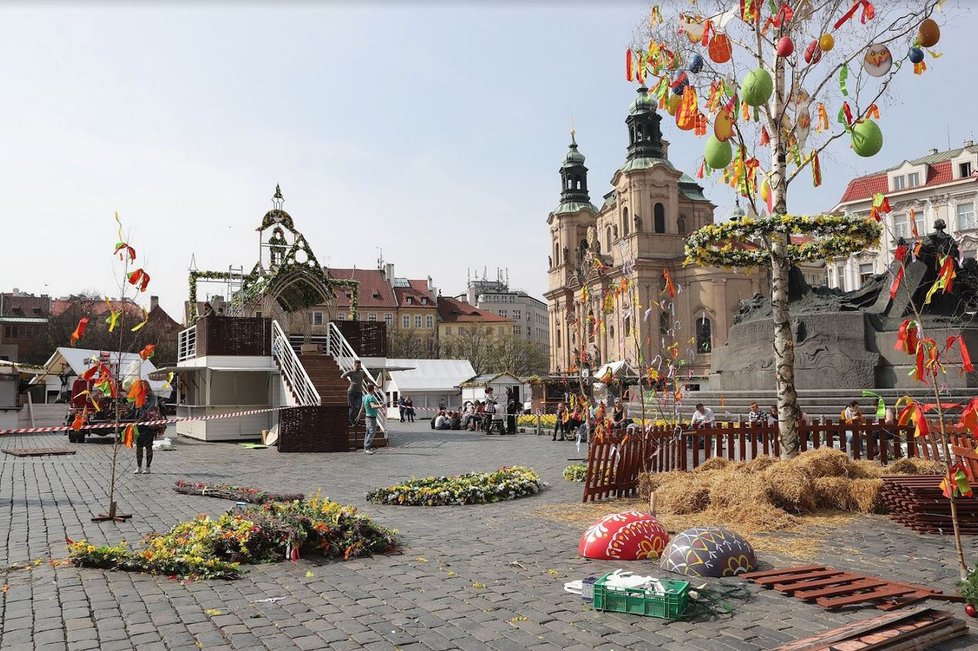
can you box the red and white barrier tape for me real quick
[0,406,291,436]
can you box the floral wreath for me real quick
[683,214,881,268]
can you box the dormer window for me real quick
[893,176,905,191]
[961,162,973,178]
[421,297,428,305]
[907,172,921,188]
[406,297,413,305]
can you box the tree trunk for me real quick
[769,45,801,458]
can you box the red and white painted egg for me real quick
[579,511,670,560]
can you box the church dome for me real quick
[561,133,586,169]
[629,86,656,115]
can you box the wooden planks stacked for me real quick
[880,475,978,535]
[773,607,968,651]
[741,566,962,611]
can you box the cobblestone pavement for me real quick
[2,421,978,650]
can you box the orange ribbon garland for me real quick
[69,317,89,347]
[663,269,677,299]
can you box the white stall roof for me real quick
[387,358,475,392]
[34,347,173,398]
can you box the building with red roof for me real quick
[436,296,512,340]
[829,142,978,291]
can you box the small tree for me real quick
[640,0,946,456]
[69,214,160,522]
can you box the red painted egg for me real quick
[776,37,794,58]
[579,511,670,560]
[804,39,822,64]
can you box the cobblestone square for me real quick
[2,423,978,650]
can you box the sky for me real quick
[1,2,974,320]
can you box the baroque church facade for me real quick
[545,86,768,378]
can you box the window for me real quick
[622,207,630,236]
[907,172,920,188]
[893,175,905,191]
[835,264,846,290]
[367,313,377,321]
[659,311,671,336]
[859,263,875,287]
[654,203,666,233]
[514,325,521,336]
[384,313,393,328]
[961,162,973,178]
[556,328,561,348]
[958,202,977,230]
[414,315,422,328]
[421,297,428,305]
[696,317,712,353]
[445,326,451,335]
[624,314,631,337]
[311,311,323,326]
[606,226,612,250]
[893,213,908,239]
[513,310,521,320]
[498,310,507,317]
[554,241,560,266]
[425,315,433,328]
[255,311,262,319]
[402,315,410,328]
[335,313,345,321]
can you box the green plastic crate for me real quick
[591,573,689,619]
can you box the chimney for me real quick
[966,139,975,148]
[384,263,394,281]
[150,295,159,312]
[928,148,938,155]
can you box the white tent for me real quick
[33,347,173,403]
[459,372,526,408]
[383,358,475,415]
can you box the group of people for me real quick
[396,396,416,422]
[552,396,633,443]
[433,387,514,434]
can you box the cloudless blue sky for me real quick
[1,2,973,319]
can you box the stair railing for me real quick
[327,322,388,432]
[272,320,321,406]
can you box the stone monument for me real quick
[710,221,978,390]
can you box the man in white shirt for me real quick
[690,403,715,429]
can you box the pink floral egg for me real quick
[579,511,670,560]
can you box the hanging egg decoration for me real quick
[819,33,835,52]
[704,136,733,169]
[741,67,773,107]
[709,33,732,64]
[862,44,893,78]
[671,71,689,95]
[666,93,683,116]
[851,119,883,158]
[679,13,708,44]
[908,47,925,64]
[714,107,735,142]
[776,36,794,58]
[918,18,941,48]
[804,40,822,64]
[689,54,705,74]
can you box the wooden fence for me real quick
[582,420,962,503]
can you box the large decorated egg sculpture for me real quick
[660,527,757,578]
[579,511,670,561]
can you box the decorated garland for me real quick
[174,479,304,504]
[684,214,881,268]
[366,466,544,506]
[68,494,397,580]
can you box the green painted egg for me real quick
[741,67,773,107]
[704,135,733,169]
[851,119,883,158]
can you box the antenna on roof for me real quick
[948,123,951,151]
[377,247,384,269]
[188,254,198,272]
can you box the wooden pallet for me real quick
[773,607,968,651]
[741,566,962,611]
[880,475,978,535]
[3,448,77,457]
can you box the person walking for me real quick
[358,383,383,455]
[341,359,367,426]
[131,382,163,474]
[397,396,406,423]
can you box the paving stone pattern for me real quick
[2,422,978,650]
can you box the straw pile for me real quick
[639,449,945,531]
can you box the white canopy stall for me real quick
[383,358,475,417]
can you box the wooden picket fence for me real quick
[581,419,959,503]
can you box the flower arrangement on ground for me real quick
[173,479,304,504]
[67,494,397,579]
[366,466,544,506]
[517,414,557,429]
[563,464,588,482]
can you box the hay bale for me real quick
[790,448,867,478]
[811,477,855,511]
[653,474,711,515]
[852,460,886,478]
[888,457,945,475]
[704,503,799,532]
[763,465,818,514]
[708,468,767,510]
[695,457,735,473]
[849,478,885,513]
[744,455,778,473]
